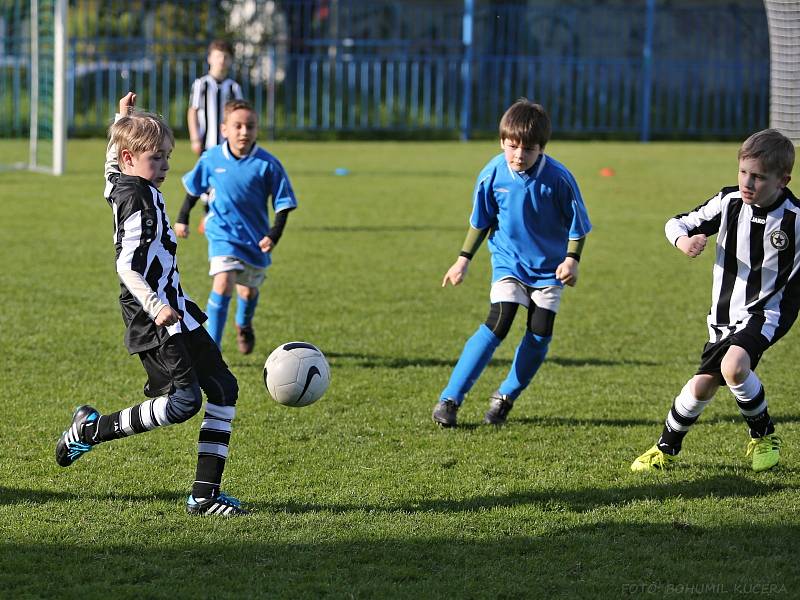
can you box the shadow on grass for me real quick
[2,481,797,598]
[0,486,185,506]
[507,414,800,427]
[2,475,786,515]
[319,351,658,369]
[264,474,788,515]
[508,415,667,427]
[230,352,657,371]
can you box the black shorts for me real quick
[696,328,771,386]
[138,326,232,398]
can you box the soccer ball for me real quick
[263,342,330,407]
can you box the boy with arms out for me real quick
[56,92,248,516]
[178,99,297,354]
[432,99,591,427]
[632,129,797,473]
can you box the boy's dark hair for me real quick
[223,99,255,121]
[499,98,552,149]
[208,39,234,57]
[738,129,795,177]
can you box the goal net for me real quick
[0,0,66,175]
[765,0,800,144]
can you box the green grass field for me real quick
[1,138,798,599]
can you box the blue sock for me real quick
[498,331,551,400]
[235,291,259,327]
[206,291,231,348]
[440,324,501,404]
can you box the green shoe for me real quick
[746,434,781,472]
[631,444,677,472]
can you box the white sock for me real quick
[729,371,762,404]
[671,382,711,422]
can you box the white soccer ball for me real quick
[263,342,330,407]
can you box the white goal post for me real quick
[9,0,67,175]
[764,0,800,145]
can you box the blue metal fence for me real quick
[0,0,770,140]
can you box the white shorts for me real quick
[209,256,266,288]
[489,277,563,313]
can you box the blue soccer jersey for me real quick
[182,142,298,268]
[470,153,591,287]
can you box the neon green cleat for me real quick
[746,434,781,472]
[631,444,677,472]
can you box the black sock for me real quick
[191,403,235,499]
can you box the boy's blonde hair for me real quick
[223,98,255,122]
[109,110,175,156]
[499,98,551,149]
[738,129,795,177]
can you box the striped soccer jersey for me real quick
[109,173,206,353]
[189,75,243,150]
[665,185,800,345]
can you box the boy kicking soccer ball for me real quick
[56,92,248,516]
[177,99,297,355]
[632,129,797,473]
[432,98,592,427]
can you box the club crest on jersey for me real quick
[770,230,789,250]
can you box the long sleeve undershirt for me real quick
[118,269,166,320]
[458,226,586,261]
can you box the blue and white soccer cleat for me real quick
[55,405,100,467]
[186,492,250,516]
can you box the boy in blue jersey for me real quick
[177,99,297,354]
[433,99,591,427]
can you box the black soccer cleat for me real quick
[186,492,250,517]
[236,324,255,355]
[432,399,459,428]
[484,391,515,425]
[55,405,100,467]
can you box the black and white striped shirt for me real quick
[189,75,243,150]
[666,185,800,345]
[109,173,206,353]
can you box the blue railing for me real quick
[0,0,770,140]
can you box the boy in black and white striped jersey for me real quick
[55,92,248,516]
[186,40,243,232]
[188,40,243,156]
[633,129,796,473]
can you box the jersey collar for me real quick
[528,154,546,178]
[508,154,547,181]
[222,141,258,161]
[748,188,792,216]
